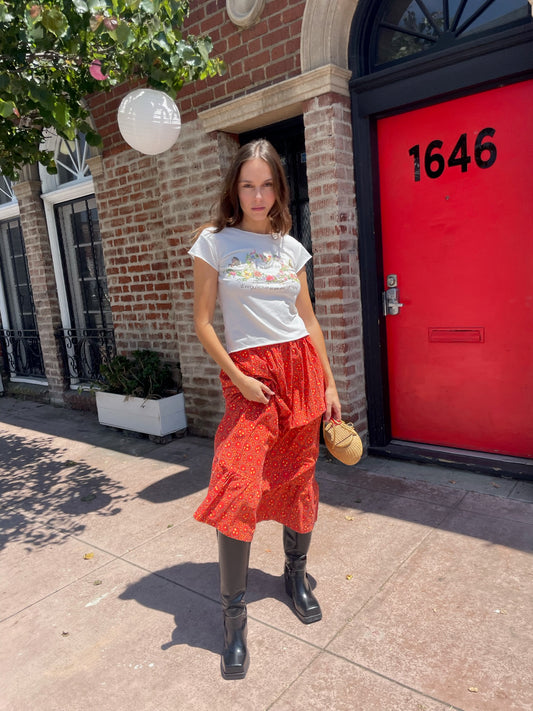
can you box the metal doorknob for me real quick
[383,281,404,316]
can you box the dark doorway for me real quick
[240,117,315,303]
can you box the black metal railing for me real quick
[58,327,116,384]
[0,329,46,378]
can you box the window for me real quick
[39,132,92,192]
[0,175,15,206]
[54,196,115,382]
[370,0,530,70]
[0,216,45,378]
[55,196,112,333]
[40,132,115,384]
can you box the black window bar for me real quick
[0,329,46,379]
[55,196,113,334]
[371,0,530,70]
[57,327,116,384]
[0,215,46,378]
[54,195,115,385]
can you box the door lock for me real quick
[383,275,404,316]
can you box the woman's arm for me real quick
[295,270,342,421]
[192,257,274,404]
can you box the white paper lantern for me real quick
[117,88,181,155]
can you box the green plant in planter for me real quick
[98,350,181,400]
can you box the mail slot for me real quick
[428,328,485,343]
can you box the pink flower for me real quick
[89,60,109,81]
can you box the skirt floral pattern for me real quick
[193,336,326,541]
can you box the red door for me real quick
[377,80,533,458]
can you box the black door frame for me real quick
[349,22,533,478]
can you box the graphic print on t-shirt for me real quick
[223,250,299,289]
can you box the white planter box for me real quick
[96,391,187,437]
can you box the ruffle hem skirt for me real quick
[193,336,326,541]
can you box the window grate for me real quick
[54,196,113,333]
[0,217,45,378]
[366,0,531,71]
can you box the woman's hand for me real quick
[295,271,342,422]
[193,258,273,400]
[233,373,275,404]
[324,384,342,422]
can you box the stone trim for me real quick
[86,155,104,179]
[13,180,42,203]
[226,0,266,28]
[19,163,41,183]
[300,0,359,73]
[198,64,351,134]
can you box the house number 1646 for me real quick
[408,128,497,181]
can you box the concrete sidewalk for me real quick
[0,398,531,711]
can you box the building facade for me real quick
[1,0,532,475]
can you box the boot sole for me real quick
[285,576,322,624]
[221,655,250,680]
[293,607,322,624]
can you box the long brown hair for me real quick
[194,139,292,239]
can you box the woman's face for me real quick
[237,157,276,234]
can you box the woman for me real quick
[189,139,341,680]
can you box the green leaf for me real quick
[89,14,103,31]
[0,99,16,118]
[84,129,102,147]
[40,7,68,37]
[60,124,77,140]
[115,21,132,46]
[86,0,107,11]
[0,6,13,22]
[140,0,158,12]
[72,0,90,13]
[28,83,55,110]
[198,42,209,64]
[52,100,70,127]
[152,32,170,52]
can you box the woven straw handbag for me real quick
[323,419,363,466]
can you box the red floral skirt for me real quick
[194,336,326,541]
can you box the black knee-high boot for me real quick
[283,526,322,624]
[218,531,251,679]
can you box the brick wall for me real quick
[84,1,315,435]
[303,93,367,439]
[87,0,307,150]
[177,0,306,122]
[83,1,367,439]
[91,148,181,360]
[88,116,240,434]
[160,125,240,435]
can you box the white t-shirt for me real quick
[189,226,312,353]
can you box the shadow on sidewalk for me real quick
[0,431,129,552]
[119,562,293,655]
[2,400,531,557]
[317,472,533,554]
[137,468,211,503]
